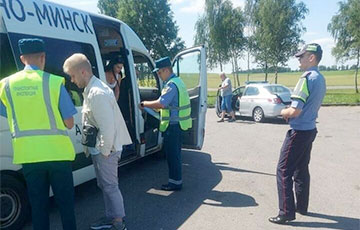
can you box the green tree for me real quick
[98,0,118,17]
[194,0,245,76]
[244,0,258,81]
[328,0,360,93]
[98,0,185,59]
[195,0,229,71]
[194,15,219,70]
[225,6,246,87]
[252,0,307,82]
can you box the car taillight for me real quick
[269,98,282,104]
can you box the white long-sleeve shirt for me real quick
[82,76,132,157]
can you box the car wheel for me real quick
[252,107,265,122]
[234,99,240,111]
[0,174,30,230]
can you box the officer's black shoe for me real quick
[268,215,295,224]
[161,184,182,191]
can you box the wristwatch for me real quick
[140,102,144,107]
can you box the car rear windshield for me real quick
[264,86,290,94]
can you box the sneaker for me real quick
[228,118,236,122]
[110,221,126,230]
[217,119,224,123]
[90,217,113,230]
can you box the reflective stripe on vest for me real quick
[4,73,68,138]
[0,70,75,164]
[159,77,192,132]
[291,72,310,103]
[161,115,192,121]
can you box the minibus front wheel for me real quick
[0,174,30,230]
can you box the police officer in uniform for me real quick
[269,43,326,224]
[139,57,191,191]
[0,38,77,230]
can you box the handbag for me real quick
[81,124,98,147]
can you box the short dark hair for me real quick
[105,57,124,72]
[310,48,322,63]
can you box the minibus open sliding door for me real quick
[172,46,207,150]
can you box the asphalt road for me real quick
[24,106,360,230]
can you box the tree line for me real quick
[98,0,359,92]
[238,64,359,74]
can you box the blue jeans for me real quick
[221,95,233,113]
[163,124,182,185]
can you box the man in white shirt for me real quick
[218,73,236,122]
[63,53,132,230]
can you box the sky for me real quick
[47,0,355,72]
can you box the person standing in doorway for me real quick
[105,57,124,102]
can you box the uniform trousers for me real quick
[276,128,317,218]
[22,161,76,230]
[163,123,183,185]
[92,151,125,220]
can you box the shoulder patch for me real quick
[301,71,311,78]
[161,86,170,95]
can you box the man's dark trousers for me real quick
[163,123,182,186]
[276,128,317,218]
[22,161,77,230]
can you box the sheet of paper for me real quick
[144,107,160,120]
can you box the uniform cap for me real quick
[295,43,322,58]
[18,38,45,55]
[153,57,171,72]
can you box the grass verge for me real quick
[322,89,360,104]
[207,70,358,88]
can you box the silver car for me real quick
[238,83,291,122]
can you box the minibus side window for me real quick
[174,52,201,90]
[0,34,17,80]
[133,52,160,101]
[135,56,158,89]
[8,34,98,107]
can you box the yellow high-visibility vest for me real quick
[159,76,192,132]
[0,70,75,164]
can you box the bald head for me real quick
[220,72,226,81]
[63,53,92,75]
[63,53,93,88]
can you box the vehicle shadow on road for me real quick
[287,212,359,230]
[73,149,257,230]
[234,115,288,125]
[203,190,258,208]
[214,162,276,177]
